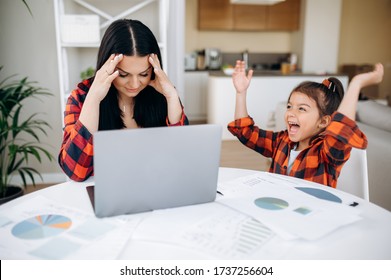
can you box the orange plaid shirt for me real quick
[58,79,188,182]
[227,112,368,188]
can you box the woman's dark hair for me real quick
[93,19,167,130]
[288,77,345,118]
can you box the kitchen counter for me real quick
[207,73,349,140]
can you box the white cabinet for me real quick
[184,71,209,122]
[53,0,169,125]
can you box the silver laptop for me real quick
[90,124,222,218]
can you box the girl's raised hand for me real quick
[352,63,384,88]
[232,60,253,95]
[148,54,178,100]
[338,63,384,120]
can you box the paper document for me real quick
[0,195,143,259]
[218,173,362,240]
[132,202,291,259]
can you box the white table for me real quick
[1,167,390,260]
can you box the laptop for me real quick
[89,124,222,218]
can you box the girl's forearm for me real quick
[338,81,361,120]
[234,93,249,120]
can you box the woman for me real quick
[59,19,188,182]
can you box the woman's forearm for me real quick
[166,95,183,124]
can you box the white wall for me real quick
[290,0,306,71]
[0,0,64,183]
[299,0,342,73]
[338,0,391,99]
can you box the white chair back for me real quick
[337,148,369,201]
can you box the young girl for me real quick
[228,61,384,188]
[58,19,188,182]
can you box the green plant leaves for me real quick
[0,66,54,196]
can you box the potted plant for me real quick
[0,66,54,204]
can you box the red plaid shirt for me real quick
[58,79,188,182]
[227,112,368,188]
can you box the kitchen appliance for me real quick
[205,48,222,70]
[184,52,197,70]
[196,50,206,70]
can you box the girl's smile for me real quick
[285,92,327,150]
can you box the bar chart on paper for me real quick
[11,214,72,240]
[180,209,276,258]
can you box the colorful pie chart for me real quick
[11,214,72,240]
[254,197,289,210]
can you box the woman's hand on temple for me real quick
[148,54,178,100]
[89,54,122,102]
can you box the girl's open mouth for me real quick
[288,121,300,134]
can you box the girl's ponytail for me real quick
[321,77,344,115]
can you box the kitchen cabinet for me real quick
[184,71,209,122]
[198,0,234,30]
[233,5,267,31]
[198,0,300,31]
[267,0,300,30]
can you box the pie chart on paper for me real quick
[254,197,289,210]
[295,187,342,203]
[11,214,72,240]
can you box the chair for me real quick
[337,148,369,201]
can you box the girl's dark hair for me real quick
[288,77,345,117]
[93,19,167,130]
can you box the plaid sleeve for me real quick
[165,96,189,126]
[227,116,281,158]
[166,108,189,126]
[323,112,368,165]
[58,86,94,182]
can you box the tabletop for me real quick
[0,167,390,260]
